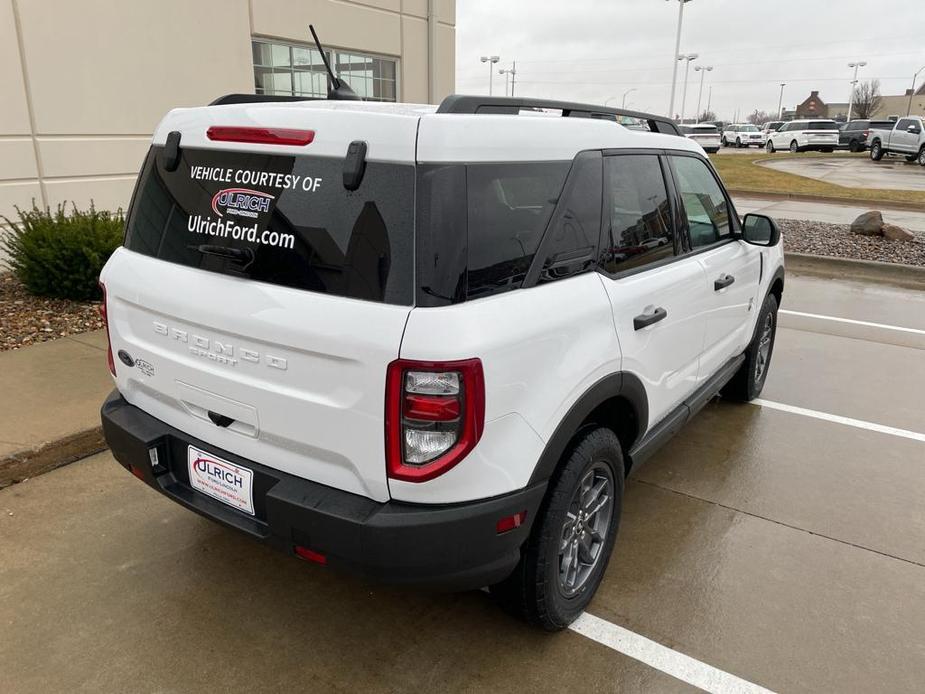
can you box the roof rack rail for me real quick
[209,94,324,106]
[436,95,682,136]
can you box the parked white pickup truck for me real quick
[868,117,925,166]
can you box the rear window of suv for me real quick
[123,146,415,305]
[805,121,838,130]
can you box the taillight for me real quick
[99,281,116,377]
[206,126,315,146]
[385,359,485,482]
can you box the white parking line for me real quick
[779,310,925,336]
[570,612,775,693]
[753,399,925,443]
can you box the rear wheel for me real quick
[870,140,884,161]
[789,140,799,154]
[491,428,624,631]
[722,293,779,402]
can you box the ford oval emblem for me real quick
[117,350,135,367]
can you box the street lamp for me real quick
[908,65,925,116]
[498,62,517,97]
[678,53,698,124]
[667,0,695,119]
[621,88,637,108]
[777,82,786,120]
[480,55,500,96]
[694,65,712,122]
[846,61,867,121]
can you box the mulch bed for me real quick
[779,219,925,267]
[0,273,103,352]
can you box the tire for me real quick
[722,293,779,402]
[918,147,925,167]
[735,137,742,148]
[789,140,799,154]
[491,428,625,631]
[849,140,861,153]
[870,140,884,161]
[905,154,917,162]
[766,140,776,153]
[721,136,728,147]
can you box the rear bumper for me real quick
[101,390,546,591]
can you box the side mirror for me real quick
[741,213,781,247]
[907,124,920,133]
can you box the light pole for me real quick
[622,88,637,108]
[777,82,786,120]
[498,62,517,97]
[678,53,698,124]
[480,55,500,95]
[667,0,694,118]
[908,65,925,116]
[706,85,712,115]
[694,65,712,122]
[846,61,867,121]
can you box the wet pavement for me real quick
[733,195,925,233]
[2,273,924,693]
[758,157,925,191]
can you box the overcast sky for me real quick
[455,0,925,120]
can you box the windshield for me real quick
[740,125,759,132]
[123,146,415,304]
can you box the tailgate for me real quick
[101,110,418,502]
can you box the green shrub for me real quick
[1,202,124,301]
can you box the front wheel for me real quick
[721,136,728,147]
[789,140,799,154]
[766,140,776,153]
[722,293,779,402]
[870,141,884,161]
[736,137,743,148]
[491,428,625,631]
[918,147,925,167]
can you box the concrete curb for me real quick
[0,427,106,489]
[730,189,925,212]
[785,252,925,290]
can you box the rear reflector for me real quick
[206,126,315,146]
[130,465,145,480]
[294,546,327,565]
[496,511,527,534]
[99,281,116,377]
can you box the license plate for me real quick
[187,445,255,515]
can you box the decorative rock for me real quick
[881,223,915,242]
[850,210,884,236]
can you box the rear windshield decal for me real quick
[189,165,322,193]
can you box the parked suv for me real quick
[766,119,839,153]
[679,123,721,153]
[99,94,785,630]
[759,121,784,147]
[721,123,763,148]
[839,119,895,152]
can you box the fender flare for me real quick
[528,371,648,485]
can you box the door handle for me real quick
[714,274,735,291]
[634,307,668,331]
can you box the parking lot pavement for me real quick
[2,272,924,693]
[758,157,924,191]
[733,196,925,232]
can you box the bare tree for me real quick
[747,109,771,125]
[698,109,716,123]
[852,79,883,119]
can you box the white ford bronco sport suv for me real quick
[99,92,784,631]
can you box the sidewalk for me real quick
[0,330,112,485]
[732,195,925,232]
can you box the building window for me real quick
[252,39,397,102]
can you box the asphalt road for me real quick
[758,157,924,191]
[2,273,924,693]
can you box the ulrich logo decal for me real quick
[192,457,244,489]
[211,188,274,219]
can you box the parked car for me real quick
[679,123,721,153]
[868,117,925,165]
[766,119,839,153]
[721,123,764,148]
[839,119,895,152]
[759,121,784,146]
[98,93,784,631]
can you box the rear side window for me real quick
[465,162,568,299]
[124,146,414,304]
[599,154,674,275]
[670,155,732,248]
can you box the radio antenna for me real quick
[309,24,361,101]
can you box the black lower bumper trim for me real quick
[101,391,546,591]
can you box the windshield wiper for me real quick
[196,244,254,269]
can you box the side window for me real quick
[536,151,602,284]
[896,119,910,130]
[670,155,732,248]
[599,155,674,275]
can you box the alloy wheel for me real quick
[755,312,774,384]
[558,462,614,597]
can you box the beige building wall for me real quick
[872,94,925,120]
[0,0,455,231]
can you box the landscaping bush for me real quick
[1,202,124,301]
